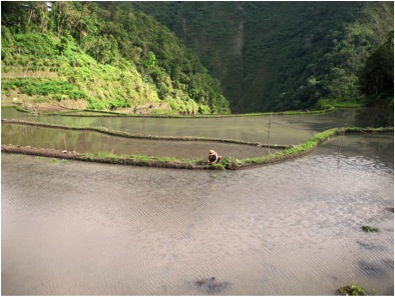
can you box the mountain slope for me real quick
[1,1,230,114]
[124,1,394,112]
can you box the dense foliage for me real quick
[1,1,230,114]
[359,32,394,108]
[1,2,393,114]
[124,1,393,112]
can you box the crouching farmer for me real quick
[207,149,222,165]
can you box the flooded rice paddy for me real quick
[1,107,387,144]
[1,108,394,295]
[1,123,274,160]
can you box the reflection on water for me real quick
[2,108,390,145]
[323,134,394,170]
[1,124,274,159]
[2,135,393,295]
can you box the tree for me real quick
[1,2,26,31]
[359,32,394,102]
[144,51,157,68]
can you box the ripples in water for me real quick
[1,135,393,295]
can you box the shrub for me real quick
[361,226,379,232]
[209,163,225,170]
[87,97,106,110]
[198,104,211,114]
[52,94,62,101]
[24,85,37,96]
[338,282,367,296]
[219,157,240,170]
[68,90,87,100]
[68,76,76,84]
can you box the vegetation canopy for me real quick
[124,1,394,112]
[1,1,393,114]
[1,1,230,114]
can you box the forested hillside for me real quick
[120,1,394,113]
[1,1,230,114]
[1,2,393,114]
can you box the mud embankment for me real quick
[2,124,393,170]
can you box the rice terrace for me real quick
[1,1,393,296]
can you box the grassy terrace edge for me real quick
[8,104,340,118]
[2,120,392,170]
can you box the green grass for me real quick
[338,282,367,296]
[361,226,379,233]
[80,151,201,169]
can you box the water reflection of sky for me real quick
[318,134,394,171]
[2,108,387,145]
[1,124,278,159]
[2,135,393,295]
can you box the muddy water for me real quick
[1,124,274,159]
[2,134,393,295]
[0,108,385,144]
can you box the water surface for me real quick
[2,134,393,295]
[1,124,273,159]
[1,108,385,144]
